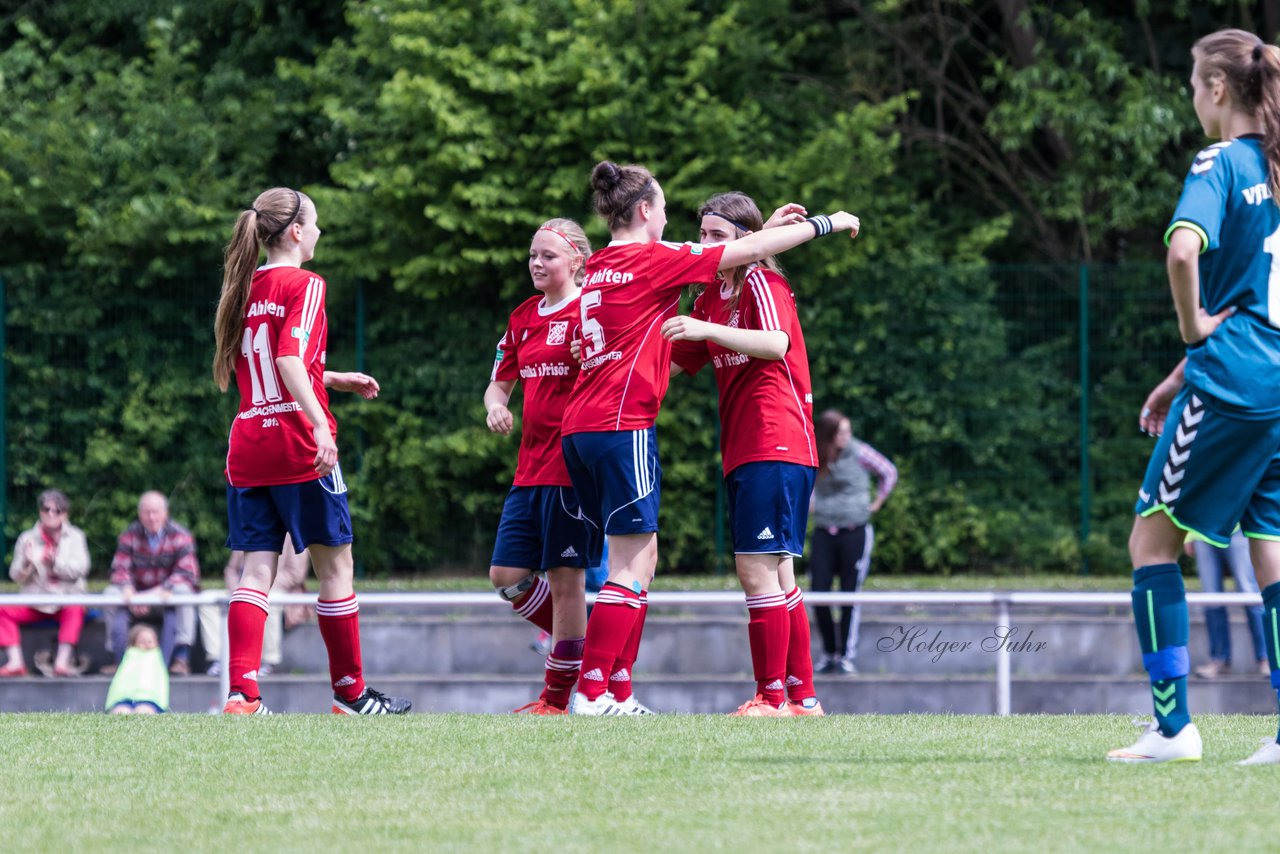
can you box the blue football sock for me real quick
[1131,563,1191,737]
[1261,581,1280,742]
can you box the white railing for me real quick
[0,590,1265,715]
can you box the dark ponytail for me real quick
[591,160,657,232]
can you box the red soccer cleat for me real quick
[513,699,568,715]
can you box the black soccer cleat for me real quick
[331,687,412,715]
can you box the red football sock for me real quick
[316,595,366,702]
[785,586,817,702]
[576,582,642,700]
[541,636,584,710]
[227,587,269,700]
[608,591,648,702]
[746,592,789,705]
[512,575,554,633]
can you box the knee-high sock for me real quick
[577,583,641,700]
[512,575,554,633]
[785,587,817,702]
[609,590,648,702]
[1261,581,1280,741]
[316,595,366,703]
[542,636,584,710]
[1131,563,1191,737]
[746,592,789,705]
[227,588,269,700]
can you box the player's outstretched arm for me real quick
[660,316,789,360]
[485,380,516,435]
[718,212,859,272]
[324,370,380,399]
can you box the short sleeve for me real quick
[276,273,327,360]
[1165,142,1232,253]
[646,241,726,291]
[669,292,711,374]
[491,321,520,383]
[742,269,796,333]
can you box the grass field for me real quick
[5,713,1276,853]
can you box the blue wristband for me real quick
[807,214,833,237]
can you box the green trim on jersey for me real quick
[1163,220,1209,253]
[1138,503,1231,548]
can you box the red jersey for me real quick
[225,264,335,486]
[491,292,582,486]
[561,240,725,434]
[670,267,816,475]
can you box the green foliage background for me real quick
[0,0,1247,575]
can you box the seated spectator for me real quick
[105,491,201,675]
[199,539,312,676]
[0,489,90,677]
[105,624,169,714]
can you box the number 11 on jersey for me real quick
[242,324,283,405]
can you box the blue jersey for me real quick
[1166,135,1280,418]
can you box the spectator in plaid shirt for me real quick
[105,491,201,675]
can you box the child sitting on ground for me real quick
[105,624,169,714]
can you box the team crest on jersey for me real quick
[727,310,740,329]
[547,320,569,345]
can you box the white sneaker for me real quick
[608,693,656,715]
[569,691,624,716]
[1106,719,1201,763]
[1238,738,1280,765]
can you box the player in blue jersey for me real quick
[1108,29,1280,765]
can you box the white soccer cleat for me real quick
[1106,719,1201,763]
[608,693,656,715]
[1238,738,1280,766]
[569,691,624,716]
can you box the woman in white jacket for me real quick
[0,490,90,676]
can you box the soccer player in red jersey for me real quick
[485,218,594,715]
[561,161,860,715]
[665,191,824,717]
[212,187,410,715]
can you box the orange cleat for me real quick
[730,695,793,717]
[787,699,826,717]
[513,699,568,715]
[222,695,271,715]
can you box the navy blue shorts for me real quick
[1135,385,1280,546]
[726,461,816,557]
[491,485,591,571]
[562,427,661,556]
[226,464,353,552]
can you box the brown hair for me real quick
[212,188,313,391]
[591,161,658,232]
[1193,30,1280,201]
[696,191,784,307]
[815,408,848,474]
[535,218,592,284]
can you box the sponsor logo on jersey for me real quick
[712,352,750,369]
[247,299,287,319]
[547,321,569,345]
[690,244,703,255]
[1244,182,1274,205]
[237,401,302,420]
[520,362,571,379]
[582,350,624,370]
[291,326,310,341]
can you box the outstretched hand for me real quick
[764,203,808,229]
[327,371,380,399]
